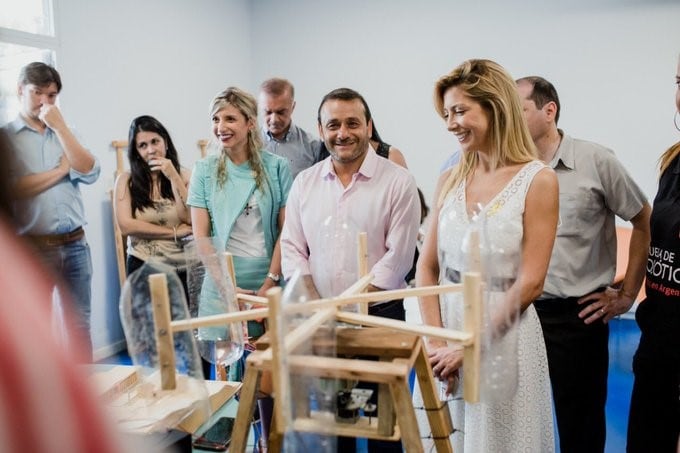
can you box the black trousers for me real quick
[626,299,680,453]
[626,356,680,453]
[337,299,405,453]
[534,295,609,453]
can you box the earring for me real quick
[675,111,680,132]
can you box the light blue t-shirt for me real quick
[7,117,100,235]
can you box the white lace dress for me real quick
[414,161,555,452]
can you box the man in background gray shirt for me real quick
[259,78,323,178]
[518,75,651,453]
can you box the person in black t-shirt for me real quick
[626,56,680,453]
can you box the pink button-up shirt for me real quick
[281,148,420,296]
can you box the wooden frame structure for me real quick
[146,267,482,452]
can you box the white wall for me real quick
[53,0,680,356]
[250,0,680,202]
[56,0,253,357]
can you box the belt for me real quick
[445,268,516,291]
[28,227,85,247]
[534,287,608,312]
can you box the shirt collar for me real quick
[8,116,30,134]
[320,145,378,179]
[263,122,297,143]
[551,129,574,170]
[8,115,49,135]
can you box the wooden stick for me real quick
[270,355,409,383]
[237,294,268,305]
[413,341,453,452]
[149,273,176,390]
[341,273,374,297]
[113,217,127,289]
[335,312,473,344]
[111,140,127,178]
[229,359,262,453]
[224,252,236,289]
[266,287,291,434]
[259,273,374,361]
[197,139,209,158]
[389,360,423,453]
[170,307,268,331]
[224,252,268,306]
[292,414,400,440]
[468,230,482,273]
[261,308,337,362]
[169,283,462,331]
[283,283,462,315]
[463,271,482,403]
[357,232,369,315]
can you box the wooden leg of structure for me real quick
[377,363,396,436]
[389,368,423,453]
[268,408,282,453]
[230,359,262,453]
[414,341,454,453]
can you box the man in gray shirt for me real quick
[517,76,651,453]
[259,78,323,179]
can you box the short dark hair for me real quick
[516,76,561,124]
[260,78,295,98]
[18,62,62,92]
[317,88,372,125]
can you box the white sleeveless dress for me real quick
[414,161,555,452]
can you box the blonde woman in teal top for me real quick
[188,86,291,451]
[189,86,291,297]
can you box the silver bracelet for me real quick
[173,225,178,243]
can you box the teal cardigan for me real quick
[188,151,292,260]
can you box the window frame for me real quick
[0,0,59,123]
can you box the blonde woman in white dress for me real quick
[415,59,559,452]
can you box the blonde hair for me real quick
[210,87,266,190]
[434,59,537,205]
[659,141,680,176]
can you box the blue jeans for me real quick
[39,237,93,360]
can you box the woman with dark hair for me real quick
[368,121,408,167]
[114,115,192,278]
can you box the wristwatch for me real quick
[266,272,280,282]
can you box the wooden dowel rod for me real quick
[266,287,291,431]
[149,273,177,390]
[341,273,374,296]
[171,307,268,331]
[170,283,463,331]
[335,312,473,344]
[224,252,236,289]
[238,294,268,305]
[257,273,372,361]
[284,283,462,314]
[357,232,369,316]
[463,271,482,403]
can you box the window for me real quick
[0,0,57,125]
[0,0,54,36]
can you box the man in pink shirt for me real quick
[281,87,420,452]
